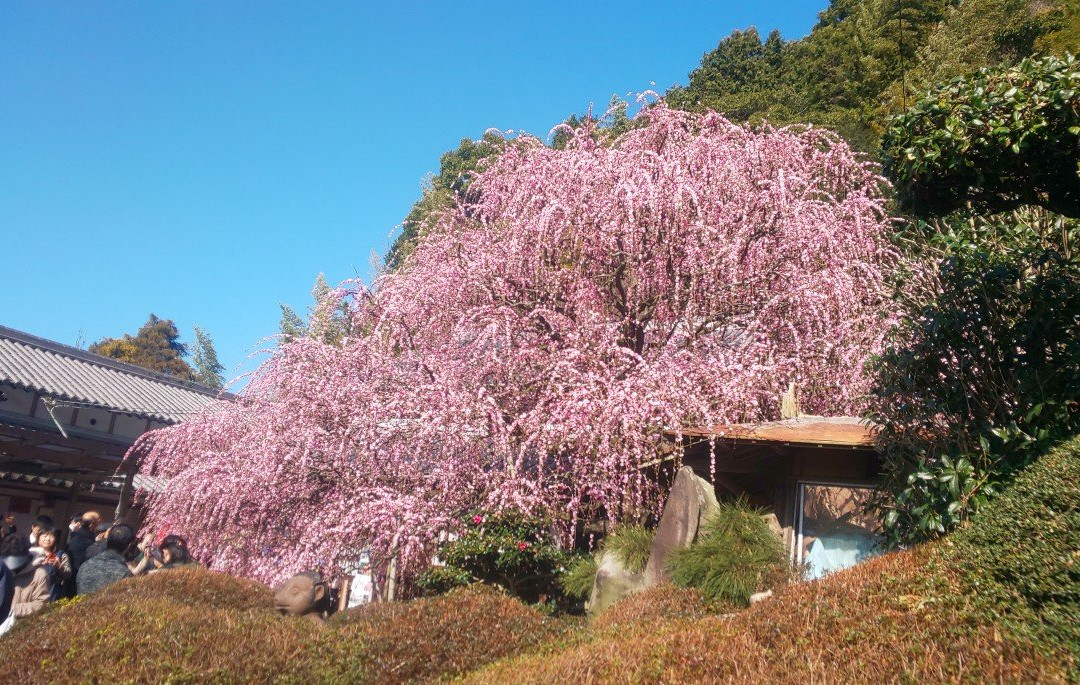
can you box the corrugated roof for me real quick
[0,325,223,423]
[679,416,877,449]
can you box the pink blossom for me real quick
[129,104,912,587]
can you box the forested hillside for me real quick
[386,0,1079,267]
[669,0,1079,151]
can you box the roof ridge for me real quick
[0,324,227,399]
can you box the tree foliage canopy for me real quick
[884,54,1080,218]
[667,0,1074,152]
[90,314,195,381]
[133,105,906,585]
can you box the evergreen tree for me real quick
[191,325,226,389]
[90,314,196,380]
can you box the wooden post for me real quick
[61,478,80,545]
[113,462,136,523]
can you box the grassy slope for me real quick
[3,437,1077,683]
[466,437,1080,683]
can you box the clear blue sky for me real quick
[1,1,825,384]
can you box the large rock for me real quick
[585,549,644,616]
[585,466,721,617]
[642,466,720,586]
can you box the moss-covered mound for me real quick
[467,436,1080,683]
[5,437,1078,683]
[0,571,560,684]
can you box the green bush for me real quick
[601,524,653,574]
[430,509,573,604]
[870,244,1080,544]
[415,564,473,596]
[884,54,1080,219]
[665,499,786,606]
[945,435,1080,654]
[558,554,599,601]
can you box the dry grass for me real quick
[466,547,1069,684]
[0,570,562,684]
[6,439,1079,683]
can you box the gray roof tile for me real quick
[0,325,224,423]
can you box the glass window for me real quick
[797,483,881,580]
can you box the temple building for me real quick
[0,324,222,532]
[673,415,882,579]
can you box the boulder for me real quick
[642,466,720,586]
[586,466,721,617]
[585,549,644,616]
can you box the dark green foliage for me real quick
[431,510,573,604]
[190,325,225,389]
[946,436,1080,656]
[89,313,197,380]
[667,1,1075,153]
[601,524,653,575]
[665,500,787,606]
[415,565,473,596]
[668,0,953,151]
[386,132,509,270]
[557,553,599,601]
[870,227,1080,543]
[884,54,1080,218]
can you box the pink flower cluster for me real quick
[130,104,905,585]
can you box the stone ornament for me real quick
[274,571,330,625]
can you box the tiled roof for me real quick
[0,325,223,423]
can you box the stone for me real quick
[749,589,773,604]
[642,466,720,586]
[585,549,643,617]
[274,571,330,625]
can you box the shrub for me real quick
[414,564,473,597]
[870,246,1080,544]
[665,499,786,606]
[316,584,563,683]
[428,509,573,604]
[558,553,599,601]
[945,435,1080,655]
[466,547,1065,684]
[0,568,562,685]
[0,568,310,684]
[884,54,1080,219]
[601,524,653,574]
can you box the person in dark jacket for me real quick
[76,524,133,595]
[67,511,101,573]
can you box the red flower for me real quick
[472,515,483,524]
[517,541,528,551]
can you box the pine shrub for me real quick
[665,499,786,606]
[558,554,599,601]
[602,523,653,574]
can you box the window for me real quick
[795,483,881,580]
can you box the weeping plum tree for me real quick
[130,104,906,586]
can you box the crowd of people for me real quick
[0,511,194,636]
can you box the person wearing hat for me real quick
[1,533,50,623]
